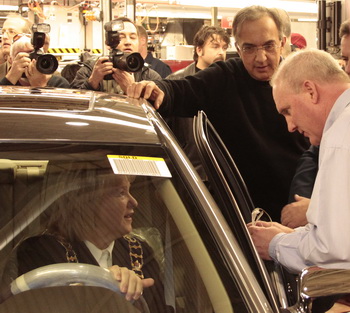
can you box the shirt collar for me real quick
[84,240,115,266]
[324,88,350,134]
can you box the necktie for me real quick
[99,250,110,268]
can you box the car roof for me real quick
[0,86,160,145]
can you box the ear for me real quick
[281,36,286,48]
[139,36,147,47]
[302,80,319,104]
[196,46,203,57]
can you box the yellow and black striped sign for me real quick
[92,49,102,54]
[48,48,81,54]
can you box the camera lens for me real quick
[36,54,59,74]
[125,53,144,72]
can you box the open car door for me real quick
[193,110,295,311]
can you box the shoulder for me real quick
[48,75,70,88]
[139,66,161,81]
[79,58,96,71]
[166,62,195,80]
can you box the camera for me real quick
[29,23,58,75]
[103,20,144,80]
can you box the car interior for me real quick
[0,142,238,313]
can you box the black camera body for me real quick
[103,21,144,80]
[29,24,58,75]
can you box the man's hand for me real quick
[25,59,51,87]
[281,194,309,228]
[127,81,164,109]
[6,52,31,84]
[112,68,135,94]
[88,56,113,90]
[247,221,294,260]
[109,265,154,301]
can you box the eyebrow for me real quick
[279,108,289,115]
[242,40,277,46]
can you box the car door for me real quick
[193,110,293,311]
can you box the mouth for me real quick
[124,212,134,219]
[123,49,133,53]
[255,65,269,72]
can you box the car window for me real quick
[0,143,241,312]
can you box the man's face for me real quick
[196,34,228,69]
[273,83,324,145]
[1,17,28,57]
[341,34,350,76]
[236,16,283,81]
[116,22,139,53]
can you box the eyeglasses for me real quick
[239,43,280,55]
[1,28,19,38]
[12,33,31,43]
[251,207,272,226]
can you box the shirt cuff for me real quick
[269,232,286,261]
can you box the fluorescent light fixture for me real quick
[175,0,317,14]
[298,18,318,22]
[0,5,19,11]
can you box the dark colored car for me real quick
[0,86,348,313]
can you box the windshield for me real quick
[0,142,240,313]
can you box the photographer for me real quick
[0,34,69,88]
[71,17,161,94]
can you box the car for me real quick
[0,86,348,313]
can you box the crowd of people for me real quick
[2,4,350,308]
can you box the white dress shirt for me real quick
[84,240,114,268]
[269,88,350,273]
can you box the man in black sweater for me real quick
[127,5,309,222]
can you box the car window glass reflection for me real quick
[0,147,231,312]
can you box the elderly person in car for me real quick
[6,171,168,312]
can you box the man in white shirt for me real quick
[248,49,350,274]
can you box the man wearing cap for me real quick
[291,33,307,51]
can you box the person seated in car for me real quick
[7,172,169,312]
[0,34,69,88]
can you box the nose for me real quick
[2,31,9,40]
[218,47,225,55]
[128,193,138,209]
[255,48,268,62]
[345,61,350,76]
[285,117,297,133]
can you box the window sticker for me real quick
[107,155,172,178]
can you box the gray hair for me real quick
[46,170,133,241]
[270,49,349,92]
[5,13,32,34]
[339,19,350,38]
[272,8,291,38]
[232,5,283,44]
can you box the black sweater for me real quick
[156,57,309,222]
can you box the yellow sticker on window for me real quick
[107,155,172,177]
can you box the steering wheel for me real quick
[9,263,150,313]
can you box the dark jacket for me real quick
[166,62,196,80]
[155,58,309,222]
[14,234,169,313]
[0,75,70,88]
[145,52,172,78]
[70,58,161,92]
[288,145,319,202]
[165,62,207,179]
